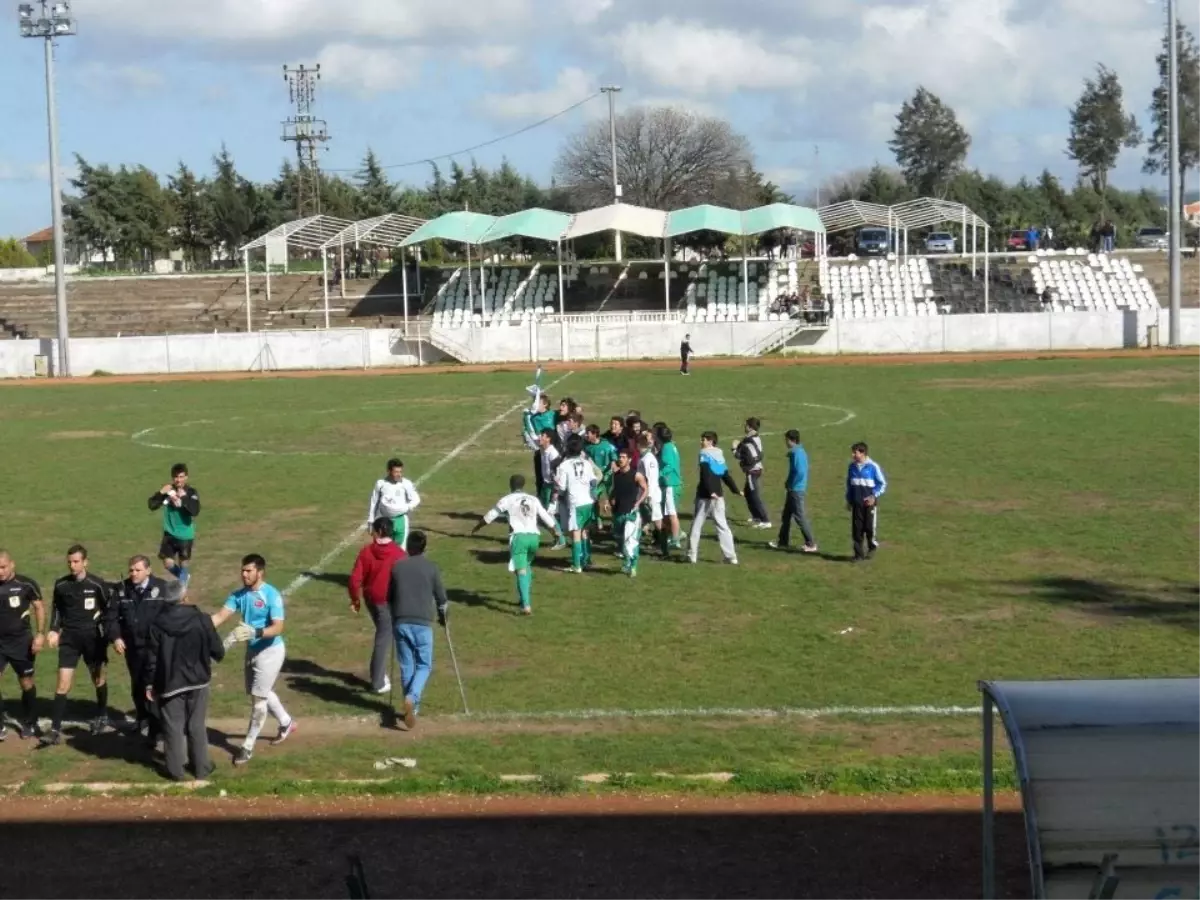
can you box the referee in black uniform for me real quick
[42,544,112,746]
[0,550,45,740]
[105,555,168,745]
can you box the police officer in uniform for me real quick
[0,550,45,740]
[41,544,112,747]
[106,555,168,745]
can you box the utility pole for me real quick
[282,64,329,219]
[601,85,622,262]
[814,144,821,207]
[1166,0,1181,346]
[18,0,75,377]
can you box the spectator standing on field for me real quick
[348,517,407,695]
[145,581,224,781]
[846,442,887,562]
[769,430,818,553]
[387,532,449,730]
[733,417,771,529]
[680,335,693,375]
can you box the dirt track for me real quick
[0,347,1193,388]
[0,792,1029,898]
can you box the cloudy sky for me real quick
[1,0,1194,238]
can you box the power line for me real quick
[325,92,600,174]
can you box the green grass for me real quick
[0,354,1196,791]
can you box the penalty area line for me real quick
[281,371,575,599]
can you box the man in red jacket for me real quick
[349,518,407,693]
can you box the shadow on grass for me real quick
[282,658,392,725]
[302,571,350,589]
[424,527,507,546]
[1002,577,1200,631]
[446,587,518,616]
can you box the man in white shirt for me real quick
[637,433,671,557]
[472,474,560,616]
[366,458,421,551]
[553,435,601,573]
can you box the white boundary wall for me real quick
[0,310,1195,379]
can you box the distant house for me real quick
[20,227,53,261]
[1185,202,1200,227]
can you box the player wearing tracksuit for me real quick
[610,449,648,577]
[846,442,887,561]
[733,418,770,529]
[687,432,741,565]
[367,458,422,552]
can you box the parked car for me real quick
[1006,230,1030,252]
[925,232,955,254]
[1135,227,1168,250]
[855,227,891,256]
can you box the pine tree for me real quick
[1067,65,1142,205]
[168,162,213,269]
[1143,23,1200,210]
[888,88,971,196]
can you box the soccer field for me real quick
[0,353,1196,789]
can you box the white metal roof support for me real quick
[401,258,409,333]
[984,227,990,313]
[663,237,671,314]
[243,250,252,333]
[322,252,330,328]
[557,240,568,361]
[339,240,346,300]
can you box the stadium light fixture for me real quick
[17,0,75,376]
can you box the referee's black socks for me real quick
[95,684,108,719]
[51,692,67,731]
[21,686,35,723]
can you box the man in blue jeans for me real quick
[386,531,448,730]
[768,430,818,553]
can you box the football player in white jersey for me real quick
[472,475,560,616]
[553,435,601,573]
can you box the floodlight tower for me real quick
[18,0,75,377]
[282,64,329,219]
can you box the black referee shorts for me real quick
[58,629,107,670]
[158,533,194,562]
[0,638,35,679]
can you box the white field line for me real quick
[280,371,574,598]
[47,704,981,733]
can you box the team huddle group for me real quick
[0,463,299,780]
[454,379,890,616]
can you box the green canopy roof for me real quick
[399,211,498,247]
[478,208,572,244]
[664,205,745,238]
[740,203,825,235]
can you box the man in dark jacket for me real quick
[145,582,225,781]
[105,555,169,744]
[733,417,770,529]
[387,531,448,731]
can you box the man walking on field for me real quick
[688,432,741,565]
[148,463,200,587]
[769,430,819,554]
[387,532,449,727]
[367,458,421,552]
[211,554,296,766]
[473,474,560,614]
[348,518,407,694]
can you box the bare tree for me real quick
[554,106,755,210]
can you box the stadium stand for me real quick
[0,250,1189,338]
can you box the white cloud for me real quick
[609,19,816,95]
[762,167,812,189]
[314,43,425,94]
[88,0,532,43]
[633,94,722,119]
[479,67,596,121]
[461,45,519,70]
[77,63,165,94]
[567,0,613,24]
